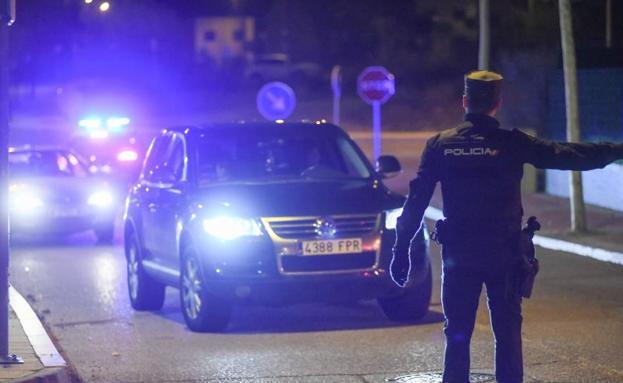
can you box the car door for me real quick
[138,134,171,264]
[151,133,188,273]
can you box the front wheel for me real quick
[180,246,231,332]
[126,232,166,311]
[378,262,432,322]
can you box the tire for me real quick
[94,222,115,244]
[126,232,166,311]
[180,246,231,332]
[378,262,432,322]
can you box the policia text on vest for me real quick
[390,70,623,383]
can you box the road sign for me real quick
[357,66,395,160]
[357,66,395,105]
[256,82,296,121]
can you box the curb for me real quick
[425,207,623,266]
[9,286,69,383]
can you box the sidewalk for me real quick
[0,287,69,383]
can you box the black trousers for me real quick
[441,245,523,383]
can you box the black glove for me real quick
[390,238,411,288]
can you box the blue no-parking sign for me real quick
[256,82,296,121]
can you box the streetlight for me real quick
[99,1,110,12]
[84,0,93,4]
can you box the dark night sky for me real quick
[7,0,623,88]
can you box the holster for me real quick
[506,216,541,301]
[431,219,449,245]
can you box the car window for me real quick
[162,136,185,182]
[9,151,88,178]
[196,129,371,186]
[142,135,171,182]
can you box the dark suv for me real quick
[123,122,431,332]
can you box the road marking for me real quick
[424,207,623,266]
[9,285,66,367]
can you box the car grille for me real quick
[267,214,379,240]
[281,252,376,273]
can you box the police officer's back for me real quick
[391,70,623,383]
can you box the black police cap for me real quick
[464,70,503,104]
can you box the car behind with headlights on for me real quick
[9,147,118,243]
[123,122,431,332]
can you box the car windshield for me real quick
[9,151,88,178]
[196,128,371,185]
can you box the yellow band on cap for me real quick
[466,70,503,81]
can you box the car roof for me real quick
[166,121,345,137]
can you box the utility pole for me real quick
[478,0,490,70]
[606,0,612,48]
[559,0,587,233]
[0,0,21,365]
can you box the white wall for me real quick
[545,163,623,212]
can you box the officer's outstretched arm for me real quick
[513,129,623,171]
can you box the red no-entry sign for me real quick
[357,66,395,105]
[357,66,395,161]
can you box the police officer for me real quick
[391,70,623,383]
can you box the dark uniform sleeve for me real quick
[513,129,623,170]
[395,136,440,245]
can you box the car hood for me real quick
[192,179,405,217]
[10,176,111,205]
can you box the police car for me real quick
[69,116,149,189]
[9,147,117,242]
[123,122,431,332]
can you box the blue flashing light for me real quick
[79,117,103,131]
[106,117,130,132]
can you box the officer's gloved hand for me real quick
[390,238,411,288]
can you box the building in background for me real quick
[194,16,255,66]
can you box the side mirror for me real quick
[376,155,402,178]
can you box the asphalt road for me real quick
[8,228,623,383]
[6,133,623,383]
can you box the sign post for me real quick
[330,65,342,126]
[357,66,395,161]
[0,0,21,365]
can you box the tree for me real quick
[559,0,586,233]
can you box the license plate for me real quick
[52,208,82,218]
[301,238,362,256]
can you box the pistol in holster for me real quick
[507,216,541,301]
[431,219,448,245]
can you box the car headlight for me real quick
[9,184,44,215]
[202,216,262,240]
[384,207,403,230]
[11,193,44,215]
[88,191,114,207]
